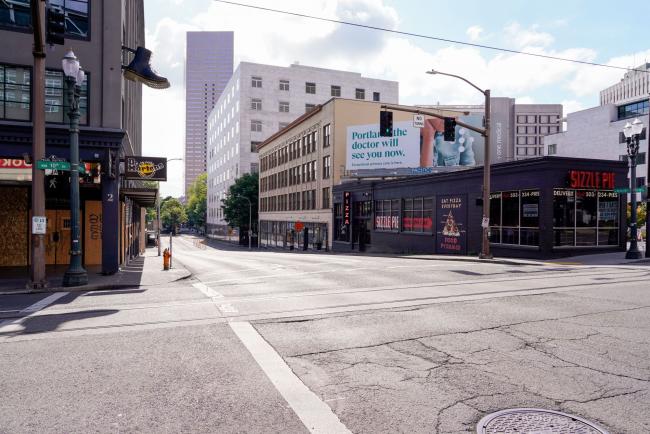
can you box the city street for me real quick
[1,235,649,433]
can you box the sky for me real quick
[142,0,650,198]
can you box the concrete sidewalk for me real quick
[0,247,191,295]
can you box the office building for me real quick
[0,0,148,273]
[206,62,399,236]
[184,31,234,195]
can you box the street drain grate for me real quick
[477,408,609,434]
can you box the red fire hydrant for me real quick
[163,248,171,270]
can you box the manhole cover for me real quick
[477,408,609,434]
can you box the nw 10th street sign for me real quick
[614,186,647,193]
[36,160,86,174]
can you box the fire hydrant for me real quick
[163,248,171,270]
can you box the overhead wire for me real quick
[213,0,650,75]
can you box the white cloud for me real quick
[504,22,554,49]
[466,25,483,42]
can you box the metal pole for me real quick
[480,90,492,259]
[28,0,47,290]
[627,136,642,259]
[169,231,173,268]
[157,193,161,256]
[248,200,252,250]
[62,78,88,286]
[646,109,650,257]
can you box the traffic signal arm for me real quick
[380,104,486,137]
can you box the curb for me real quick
[0,268,192,296]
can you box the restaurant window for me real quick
[489,190,540,246]
[553,189,620,247]
[0,64,31,121]
[374,199,399,231]
[402,197,433,233]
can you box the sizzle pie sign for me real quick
[568,170,615,190]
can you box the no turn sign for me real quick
[413,114,425,128]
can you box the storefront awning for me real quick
[120,187,157,207]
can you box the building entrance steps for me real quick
[0,248,191,295]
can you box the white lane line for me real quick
[192,282,223,299]
[0,292,69,333]
[229,322,351,434]
[218,303,238,313]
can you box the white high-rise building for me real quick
[184,31,234,196]
[206,62,399,236]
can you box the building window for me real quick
[526,136,537,145]
[322,155,331,179]
[305,82,316,94]
[0,64,31,121]
[279,101,289,112]
[355,88,365,100]
[617,99,649,120]
[374,199,400,231]
[526,126,537,134]
[0,1,31,29]
[489,191,540,246]
[539,126,550,134]
[539,115,549,124]
[252,76,262,88]
[251,120,262,132]
[279,80,289,91]
[1,1,89,38]
[402,197,433,233]
[323,124,331,148]
[278,122,288,131]
[251,98,262,110]
[331,85,341,97]
[322,187,330,209]
[44,69,89,124]
[527,115,536,123]
[547,144,557,155]
[517,126,526,134]
[552,189,619,247]
[251,141,261,153]
[517,115,526,123]
[305,103,315,113]
[373,92,380,102]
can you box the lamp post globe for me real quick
[62,52,88,287]
[623,118,644,260]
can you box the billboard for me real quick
[436,194,467,255]
[345,114,485,174]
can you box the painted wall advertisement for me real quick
[346,115,485,174]
[436,194,467,255]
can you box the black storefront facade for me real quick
[332,157,628,259]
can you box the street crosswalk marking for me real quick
[0,292,69,334]
[229,321,351,434]
[192,282,223,299]
[218,303,238,313]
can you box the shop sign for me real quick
[376,215,400,231]
[0,159,32,169]
[343,191,351,227]
[436,195,467,255]
[0,159,32,182]
[124,156,167,181]
[522,203,538,218]
[402,217,432,231]
[568,170,615,189]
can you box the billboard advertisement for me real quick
[346,115,485,175]
[436,194,467,255]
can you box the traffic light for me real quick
[46,6,65,46]
[380,110,393,137]
[443,117,456,142]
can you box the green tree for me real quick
[186,173,207,231]
[143,181,159,224]
[221,172,258,230]
[627,202,647,238]
[160,197,187,234]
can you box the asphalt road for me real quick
[1,235,649,433]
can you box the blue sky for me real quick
[143,0,650,197]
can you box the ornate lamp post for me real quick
[62,50,88,286]
[623,118,644,260]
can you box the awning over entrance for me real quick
[120,188,158,207]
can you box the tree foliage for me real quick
[186,173,207,230]
[627,201,647,231]
[221,172,258,230]
[161,197,187,233]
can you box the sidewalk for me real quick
[0,247,191,295]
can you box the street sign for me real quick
[295,220,304,232]
[32,216,47,235]
[37,160,69,171]
[36,160,86,174]
[481,217,490,228]
[614,186,647,193]
[413,114,425,128]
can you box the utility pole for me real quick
[28,0,48,290]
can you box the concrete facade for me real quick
[184,31,234,196]
[206,62,399,235]
[600,63,650,106]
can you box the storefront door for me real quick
[45,209,71,265]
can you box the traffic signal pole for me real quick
[28,0,47,289]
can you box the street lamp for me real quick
[61,50,88,287]
[157,158,182,256]
[623,118,644,259]
[236,195,252,249]
[426,69,492,259]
